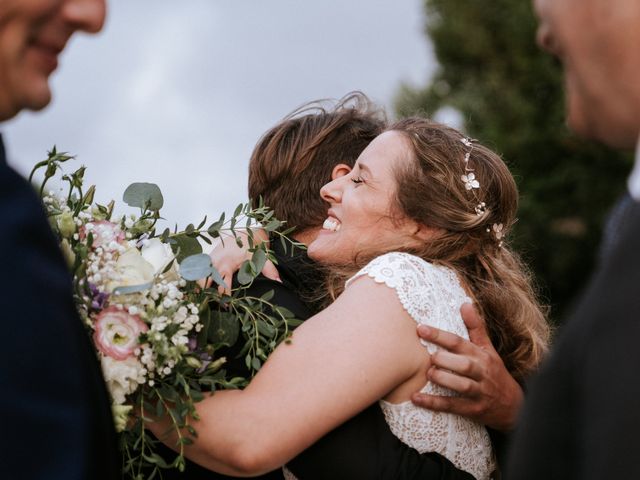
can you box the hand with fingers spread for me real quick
[412,303,524,432]
[201,228,281,294]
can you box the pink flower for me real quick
[81,220,125,249]
[93,307,148,360]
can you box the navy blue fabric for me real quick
[506,198,640,479]
[0,135,118,479]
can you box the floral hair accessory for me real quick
[461,172,480,190]
[460,136,505,246]
[486,223,505,247]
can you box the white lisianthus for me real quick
[141,238,175,275]
[101,356,146,405]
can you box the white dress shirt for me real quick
[627,139,640,201]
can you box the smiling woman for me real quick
[308,130,429,266]
[147,117,549,480]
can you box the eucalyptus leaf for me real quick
[251,357,262,371]
[233,203,243,218]
[179,254,213,281]
[207,212,225,238]
[112,281,154,295]
[237,260,254,285]
[264,219,281,232]
[123,182,164,211]
[170,234,202,263]
[209,265,227,289]
[260,289,275,302]
[209,311,239,346]
[252,248,267,274]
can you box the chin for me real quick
[20,75,54,112]
[567,105,638,149]
[26,89,53,112]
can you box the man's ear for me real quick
[331,164,352,180]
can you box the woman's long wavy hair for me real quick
[325,117,550,382]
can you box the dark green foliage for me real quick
[396,0,632,321]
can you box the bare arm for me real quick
[412,303,523,432]
[148,276,426,475]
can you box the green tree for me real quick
[396,0,631,322]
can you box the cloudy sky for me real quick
[3,0,436,226]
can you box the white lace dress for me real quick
[284,252,495,480]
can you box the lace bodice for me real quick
[284,252,495,480]
[350,252,495,479]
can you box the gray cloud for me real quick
[3,0,434,226]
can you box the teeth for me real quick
[323,218,341,232]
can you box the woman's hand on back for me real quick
[201,228,280,294]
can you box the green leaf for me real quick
[209,311,239,346]
[251,247,267,273]
[264,219,281,232]
[179,254,213,281]
[236,260,254,285]
[207,212,225,238]
[233,203,243,218]
[123,182,164,211]
[256,320,275,337]
[251,357,262,371]
[170,234,202,263]
[209,265,227,289]
[112,281,153,295]
[260,289,275,302]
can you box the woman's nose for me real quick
[320,177,342,204]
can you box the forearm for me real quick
[147,389,279,476]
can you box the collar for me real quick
[628,138,640,201]
[270,237,324,312]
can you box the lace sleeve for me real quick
[346,252,471,354]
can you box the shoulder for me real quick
[346,252,456,295]
[345,252,471,345]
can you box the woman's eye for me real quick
[351,177,364,185]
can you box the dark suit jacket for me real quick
[0,136,119,479]
[506,197,640,479]
[159,241,473,480]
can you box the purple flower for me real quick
[89,283,109,311]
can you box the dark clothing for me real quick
[0,135,119,479]
[161,241,473,480]
[506,196,640,479]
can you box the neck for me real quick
[292,227,321,247]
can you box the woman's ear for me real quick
[331,164,352,180]
[412,222,441,242]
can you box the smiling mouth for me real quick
[322,217,341,232]
[29,37,65,71]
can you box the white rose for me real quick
[110,248,155,291]
[100,356,145,405]
[141,238,175,275]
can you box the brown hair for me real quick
[248,92,385,235]
[329,117,550,381]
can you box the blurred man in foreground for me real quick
[505,0,640,478]
[0,1,118,478]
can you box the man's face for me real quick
[534,0,640,148]
[0,0,106,121]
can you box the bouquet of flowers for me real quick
[31,148,303,479]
